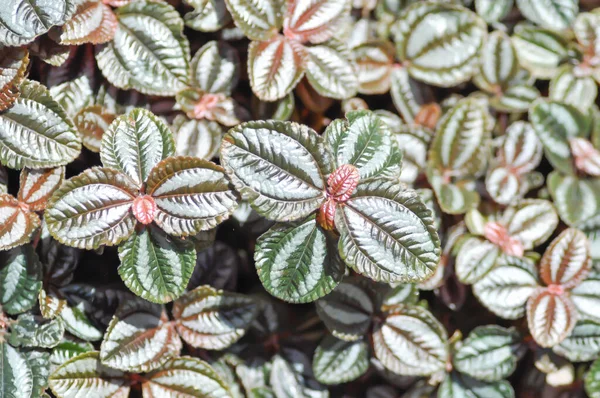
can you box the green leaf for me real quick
[511,24,570,79]
[315,277,376,341]
[0,342,33,398]
[305,40,358,100]
[473,255,539,319]
[426,168,480,215]
[95,0,190,96]
[586,356,600,398]
[50,339,94,370]
[60,304,103,342]
[0,80,81,169]
[438,372,515,398]
[23,350,50,397]
[101,108,175,188]
[455,237,500,284]
[394,2,487,87]
[0,194,40,251]
[454,326,522,382]
[224,0,285,41]
[527,287,577,347]
[550,65,598,113]
[554,320,600,362]
[255,216,344,303]
[48,76,93,117]
[145,156,238,236]
[248,35,305,101]
[0,0,74,46]
[49,352,130,398]
[221,120,328,222]
[353,41,394,95]
[9,313,64,348]
[571,271,600,322]
[516,0,577,31]
[490,84,541,113]
[312,335,369,385]
[190,40,239,95]
[173,116,223,160]
[336,180,441,283]
[474,31,519,93]
[183,0,231,32]
[100,299,182,373]
[0,245,41,315]
[172,285,258,350]
[529,99,590,175]
[373,304,449,376]
[118,226,196,304]
[45,167,138,250]
[475,0,513,23]
[539,228,591,289]
[0,46,29,112]
[548,171,600,227]
[142,356,231,397]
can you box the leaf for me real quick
[118,226,196,304]
[305,40,358,100]
[60,304,103,342]
[511,24,570,79]
[0,194,40,251]
[475,0,513,23]
[570,271,600,322]
[18,167,64,212]
[390,124,432,184]
[45,167,138,250]
[490,84,541,113]
[453,326,521,382]
[336,180,440,283]
[516,0,578,31]
[485,166,525,206]
[283,0,351,44]
[548,171,600,227]
[550,65,597,113]
[394,2,487,87]
[373,304,449,376]
[353,41,394,95]
[50,340,94,369]
[527,287,577,347]
[428,97,492,179]
[59,0,117,45]
[498,121,543,173]
[315,277,376,341]
[455,237,500,284]
[183,0,231,32]
[39,290,67,319]
[9,313,64,348]
[48,76,93,118]
[221,120,328,222]
[312,335,369,385]
[255,216,344,303]
[529,99,590,174]
[100,299,182,373]
[426,168,480,215]
[503,199,559,250]
[251,92,295,121]
[24,350,50,397]
[0,245,42,315]
[95,0,190,96]
[145,156,238,236]
[586,356,600,398]
[0,342,33,398]
[74,105,116,153]
[0,46,29,112]
[474,31,519,93]
[270,348,327,398]
[224,0,285,41]
[0,80,81,169]
[554,320,600,362]
[172,285,258,350]
[28,36,70,67]
[191,40,239,95]
[389,67,434,124]
[383,283,419,306]
[141,356,231,397]
[0,0,74,46]
[248,35,305,101]
[173,116,223,160]
[539,228,591,289]
[438,372,515,398]
[473,255,539,319]
[49,352,130,398]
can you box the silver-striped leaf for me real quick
[0,245,42,315]
[490,84,541,113]
[172,285,258,350]
[527,287,577,347]
[18,167,64,212]
[45,167,138,250]
[183,0,231,32]
[475,0,513,23]
[224,0,285,41]
[283,0,351,44]
[586,356,600,398]
[511,24,570,79]
[503,199,559,250]
[0,46,29,112]
[554,320,600,362]
[255,216,344,303]
[8,313,64,349]
[221,120,328,222]
[474,31,518,94]
[550,65,598,113]
[57,0,116,45]
[548,172,600,227]
[48,76,93,118]
[571,271,600,322]
[59,304,103,342]
[353,41,394,95]
[49,340,94,370]
[390,124,432,184]
[95,0,191,96]
[438,372,515,398]
[0,194,40,251]
[427,168,480,215]
[498,121,543,174]
[539,228,591,289]
[73,105,116,153]
[191,40,239,95]
[455,237,500,284]
[335,180,441,283]
[0,342,34,398]
[516,0,577,31]
[305,40,358,100]
[389,67,434,124]
[0,80,81,169]
[173,116,223,160]
[312,335,369,385]
[24,350,50,398]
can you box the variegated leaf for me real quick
[383,283,419,306]
[499,121,543,173]
[540,228,591,289]
[224,0,285,41]
[455,237,500,284]
[248,35,305,101]
[183,0,231,32]
[0,194,40,251]
[49,352,130,398]
[0,46,29,112]
[390,124,432,184]
[427,168,480,214]
[59,0,117,45]
[118,225,196,303]
[527,287,577,347]
[28,36,70,67]
[394,2,487,87]
[191,40,239,95]
[95,0,190,96]
[100,299,181,373]
[312,335,368,385]
[173,116,223,160]
[18,167,64,211]
[554,320,600,362]
[315,277,376,341]
[503,199,559,250]
[45,167,138,250]
[24,350,50,398]
[550,65,597,113]
[438,372,515,398]
[475,0,513,23]
[373,304,449,376]
[73,105,116,153]
[49,76,93,118]
[389,67,434,124]
[336,180,440,283]
[141,356,231,397]
[574,11,600,58]
[353,41,394,95]
[485,165,525,205]
[39,290,66,319]
[570,271,600,322]
[270,348,327,398]
[172,285,258,350]
[516,0,577,31]
[511,24,570,79]
[145,156,238,236]
[0,342,33,398]
[473,255,539,319]
[0,0,75,46]
[548,171,600,227]
[474,31,519,93]
[8,313,64,349]
[305,40,358,100]
[453,326,522,382]
[0,80,81,169]
[255,216,344,303]
[60,304,103,342]
[251,92,295,121]
[0,245,41,315]
[490,84,541,113]
[586,356,600,398]
[221,120,328,222]
[283,0,351,44]
[50,340,94,370]
[176,89,240,127]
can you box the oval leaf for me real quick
[0,342,33,398]
[0,194,40,251]
[527,287,577,347]
[191,40,239,95]
[18,167,64,212]
[312,335,368,385]
[305,41,358,100]
[0,245,41,315]
[540,228,591,289]
[0,47,29,112]
[516,0,577,31]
